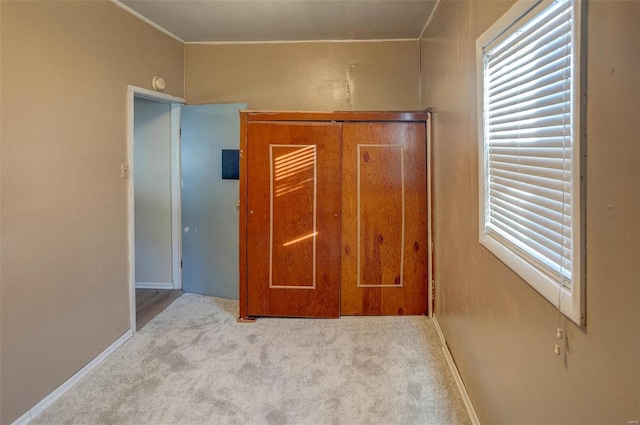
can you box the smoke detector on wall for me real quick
[152,76,166,91]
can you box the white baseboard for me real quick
[11,411,31,425]
[11,330,133,425]
[432,315,481,425]
[135,282,174,290]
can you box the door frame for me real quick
[126,85,185,334]
[426,111,434,318]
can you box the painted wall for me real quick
[185,41,420,110]
[134,98,174,286]
[421,0,640,423]
[0,1,184,423]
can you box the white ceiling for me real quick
[117,0,438,43]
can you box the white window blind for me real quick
[477,0,584,325]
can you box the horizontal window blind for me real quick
[483,0,574,288]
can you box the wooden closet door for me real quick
[341,122,428,315]
[246,122,342,318]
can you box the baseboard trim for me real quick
[11,330,133,425]
[432,315,481,425]
[11,411,31,425]
[135,282,174,290]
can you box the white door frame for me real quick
[127,85,185,334]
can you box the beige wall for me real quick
[0,1,184,423]
[186,41,420,110]
[421,0,640,423]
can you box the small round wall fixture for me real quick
[152,76,166,92]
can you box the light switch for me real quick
[121,164,129,179]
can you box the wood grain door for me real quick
[246,122,342,318]
[341,122,428,315]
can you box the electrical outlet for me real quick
[121,164,129,179]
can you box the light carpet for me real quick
[31,293,470,425]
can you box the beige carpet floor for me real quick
[31,293,471,425]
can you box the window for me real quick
[476,0,585,325]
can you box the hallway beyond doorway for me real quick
[135,289,183,331]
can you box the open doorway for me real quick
[127,86,185,333]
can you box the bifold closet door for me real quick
[341,122,428,315]
[246,122,342,318]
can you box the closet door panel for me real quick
[246,122,342,318]
[341,122,428,315]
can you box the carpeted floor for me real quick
[32,293,471,425]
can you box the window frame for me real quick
[476,0,586,326]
